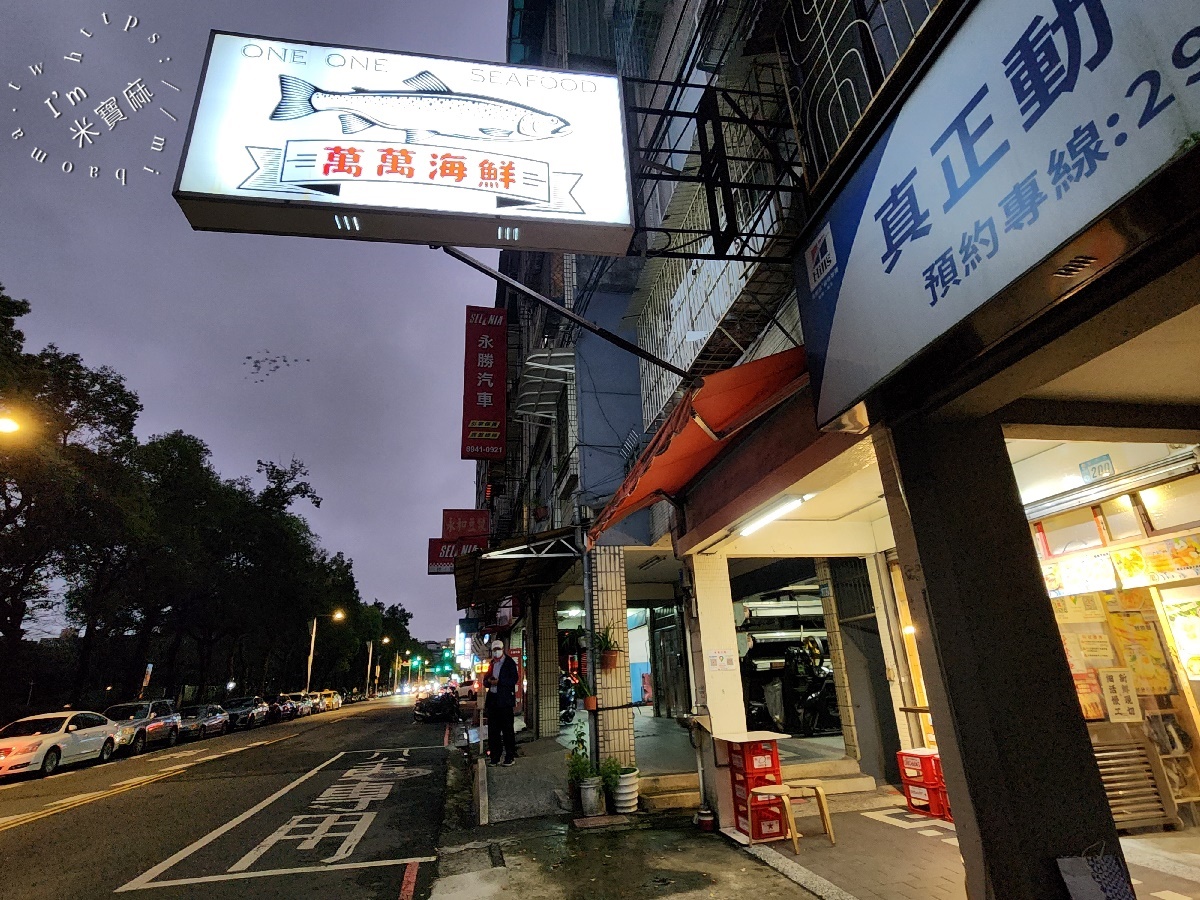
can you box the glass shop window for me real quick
[1041,507,1104,556]
[1139,474,1200,533]
[1100,495,1143,542]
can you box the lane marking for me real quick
[399,860,420,900]
[0,733,298,836]
[115,752,345,892]
[45,791,107,807]
[118,856,437,890]
[1150,892,1194,900]
[0,769,182,834]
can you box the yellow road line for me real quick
[0,732,297,835]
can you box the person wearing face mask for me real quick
[482,639,519,766]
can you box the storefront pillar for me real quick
[686,552,747,827]
[875,417,1127,899]
[592,546,635,767]
[533,595,560,738]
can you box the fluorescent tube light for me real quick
[740,496,806,536]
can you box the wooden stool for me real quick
[786,780,836,845]
[748,785,801,854]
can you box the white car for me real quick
[0,711,118,777]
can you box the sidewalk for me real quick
[748,800,1200,900]
[458,724,1200,898]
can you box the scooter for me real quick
[413,686,462,722]
[559,673,577,725]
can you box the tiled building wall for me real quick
[815,558,860,761]
[592,546,635,766]
[535,596,560,738]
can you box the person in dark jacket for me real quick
[483,639,519,766]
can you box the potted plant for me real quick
[577,678,597,711]
[599,756,621,811]
[593,623,620,670]
[566,726,604,816]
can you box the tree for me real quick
[0,301,141,701]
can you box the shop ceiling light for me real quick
[740,495,809,536]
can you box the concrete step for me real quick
[640,789,702,811]
[779,757,862,780]
[638,772,699,795]
[784,773,878,796]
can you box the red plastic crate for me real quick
[732,770,782,804]
[932,754,944,786]
[939,788,953,823]
[729,740,780,774]
[897,748,941,787]
[903,782,945,818]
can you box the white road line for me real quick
[919,829,943,836]
[121,856,438,890]
[114,752,346,893]
[1150,891,1194,900]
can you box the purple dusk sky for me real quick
[1,1,510,640]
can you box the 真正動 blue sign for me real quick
[797,0,1200,429]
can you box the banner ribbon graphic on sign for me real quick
[238,143,585,213]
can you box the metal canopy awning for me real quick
[516,349,574,422]
[588,347,809,545]
[454,526,580,610]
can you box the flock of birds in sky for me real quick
[242,351,312,383]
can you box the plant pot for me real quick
[582,695,598,711]
[614,767,639,813]
[600,649,620,670]
[580,776,606,817]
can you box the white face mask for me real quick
[492,649,503,658]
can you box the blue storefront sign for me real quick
[797,0,1200,429]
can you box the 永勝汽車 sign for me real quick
[174,33,634,254]
[461,306,507,460]
[797,0,1200,428]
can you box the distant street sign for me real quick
[175,32,634,254]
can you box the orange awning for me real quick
[588,347,808,545]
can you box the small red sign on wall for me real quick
[461,306,507,460]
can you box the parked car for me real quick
[223,696,270,729]
[308,692,327,713]
[0,711,118,777]
[455,678,478,701]
[104,700,182,755]
[284,692,312,717]
[177,704,229,740]
[268,695,297,724]
[319,690,342,710]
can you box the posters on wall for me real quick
[1050,592,1108,624]
[1107,611,1175,697]
[1099,667,1142,723]
[1110,536,1200,588]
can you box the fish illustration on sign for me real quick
[270,71,572,142]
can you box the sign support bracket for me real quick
[435,244,693,382]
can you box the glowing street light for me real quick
[305,609,346,693]
[0,417,18,433]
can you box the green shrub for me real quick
[599,756,622,796]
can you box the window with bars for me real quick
[777,0,940,181]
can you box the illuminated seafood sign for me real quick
[174,32,634,254]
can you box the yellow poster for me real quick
[1107,611,1174,696]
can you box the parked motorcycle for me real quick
[559,672,577,725]
[784,639,841,736]
[413,686,462,722]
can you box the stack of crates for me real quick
[897,748,951,821]
[730,739,785,841]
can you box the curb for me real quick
[476,756,489,826]
[743,844,860,900]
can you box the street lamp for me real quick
[379,637,391,694]
[0,417,18,433]
[305,609,346,694]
